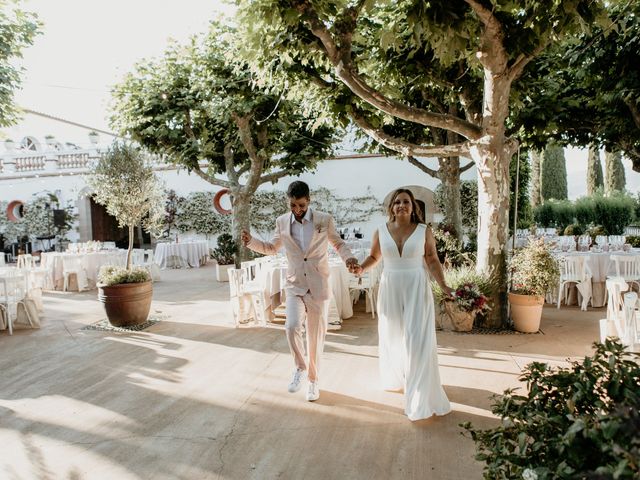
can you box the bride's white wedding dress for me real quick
[377,223,451,421]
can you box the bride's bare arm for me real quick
[424,226,452,294]
[356,230,381,274]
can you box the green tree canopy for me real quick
[517,0,640,172]
[0,0,40,127]
[110,21,338,260]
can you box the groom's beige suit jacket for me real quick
[247,210,353,301]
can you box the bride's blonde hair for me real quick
[387,188,425,224]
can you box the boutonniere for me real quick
[315,224,325,234]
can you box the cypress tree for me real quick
[604,150,625,194]
[540,142,568,201]
[529,150,542,207]
[587,147,604,195]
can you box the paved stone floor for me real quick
[0,264,604,479]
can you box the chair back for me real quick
[623,292,639,348]
[606,277,629,324]
[559,255,588,282]
[144,249,156,265]
[17,254,35,269]
[61,255,83,271]
[611,255,640,280]
[131,249,145,266]
[0,254,5,267]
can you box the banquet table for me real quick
[553,249,640,307]
[154,241,209,269]
[40,250,128,291]
[260,259,354,325]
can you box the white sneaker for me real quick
[288,368,306,393]
[306,381,320,401]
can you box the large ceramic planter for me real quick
[443,301,475,332]
[216,263,234,282]
[98,281,153,327]
[509,292,544,333]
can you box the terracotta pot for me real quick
[509,292,544,333]
[98,281,153,327]
[216,263,234,282]
[443,301,475,332]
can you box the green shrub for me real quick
[574,195,596,226]
[98,266,151,286]
[588,225,608,243]
[563,224,583,236]
[211,233,237,265]
[626,235,640,248]
[463,339,640,480]
[533,199,574,230]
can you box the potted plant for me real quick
[508,239,560,332]
[433,265,493,331]
[88,142,165,327]
[211,233,237,282]
[44,134,56,147]
[4,139,15,151]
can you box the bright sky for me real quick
[7,0,640,198]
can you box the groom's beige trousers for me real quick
[285,291,329,383]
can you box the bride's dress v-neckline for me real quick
[385,223,418,258]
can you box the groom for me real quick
[241,181,359,401]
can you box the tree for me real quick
[510,151,532,231]
[88,143,165,270]
[529,150,542,208]
[587,147,604,195]
[605,150,625,194]
[517,1,640,172]
[540,142,568,201]
[237,0,607,325]
[0,0,40,127]
[110,22,336,263]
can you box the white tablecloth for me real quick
[554,250,640,307]
[0,267,42,329]
[154,242,209,269]
[40,250,128,290]
[262,260,353,322]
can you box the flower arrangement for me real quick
[509,239,560,296]
[451,282,491,315]
[98,265,150,287]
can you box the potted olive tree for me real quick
[508,240,560,332]
[211,233,237,282]
[88,142,165,327]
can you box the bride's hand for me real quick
[443,286,454,298]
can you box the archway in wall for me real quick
[89,197,128,247]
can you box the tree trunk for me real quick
[126,224,135,270]
[230,189,253,267]
[438,156,463,241]
[471,141,511,327]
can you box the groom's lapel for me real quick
[283,213,303,254]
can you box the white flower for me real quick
[522,468,538,480]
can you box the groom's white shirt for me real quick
[290,208,314,252]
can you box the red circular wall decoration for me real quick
[213,189,232,215]
[6,200,24,222]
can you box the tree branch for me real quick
[406,155,439,178]
[191,164,233,189]
[464,0,509,70]
[624,96,640,130]
[259,169,290,184]
[293,0,482,140]
[460,161,475,173]
[350,109,471,158]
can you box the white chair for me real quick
[143,249,162,282]
[610,255,640,292]
[61,255,89,292]
[349,265,381,318]
[17,254,35,269]
[228,267,265,327]
[0,254,5,267]
[557,256,592,310]
[131,249,146,266]
[239,261,270,326]
[622,292,639,351]
[601,277,629,343]
[0,269,26,335]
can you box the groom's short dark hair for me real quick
[287,181,310,199]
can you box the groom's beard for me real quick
[293,210,307,222]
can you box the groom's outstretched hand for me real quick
[346,257,362,275]
[240,229,252,247]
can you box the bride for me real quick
[353,188,452,421]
